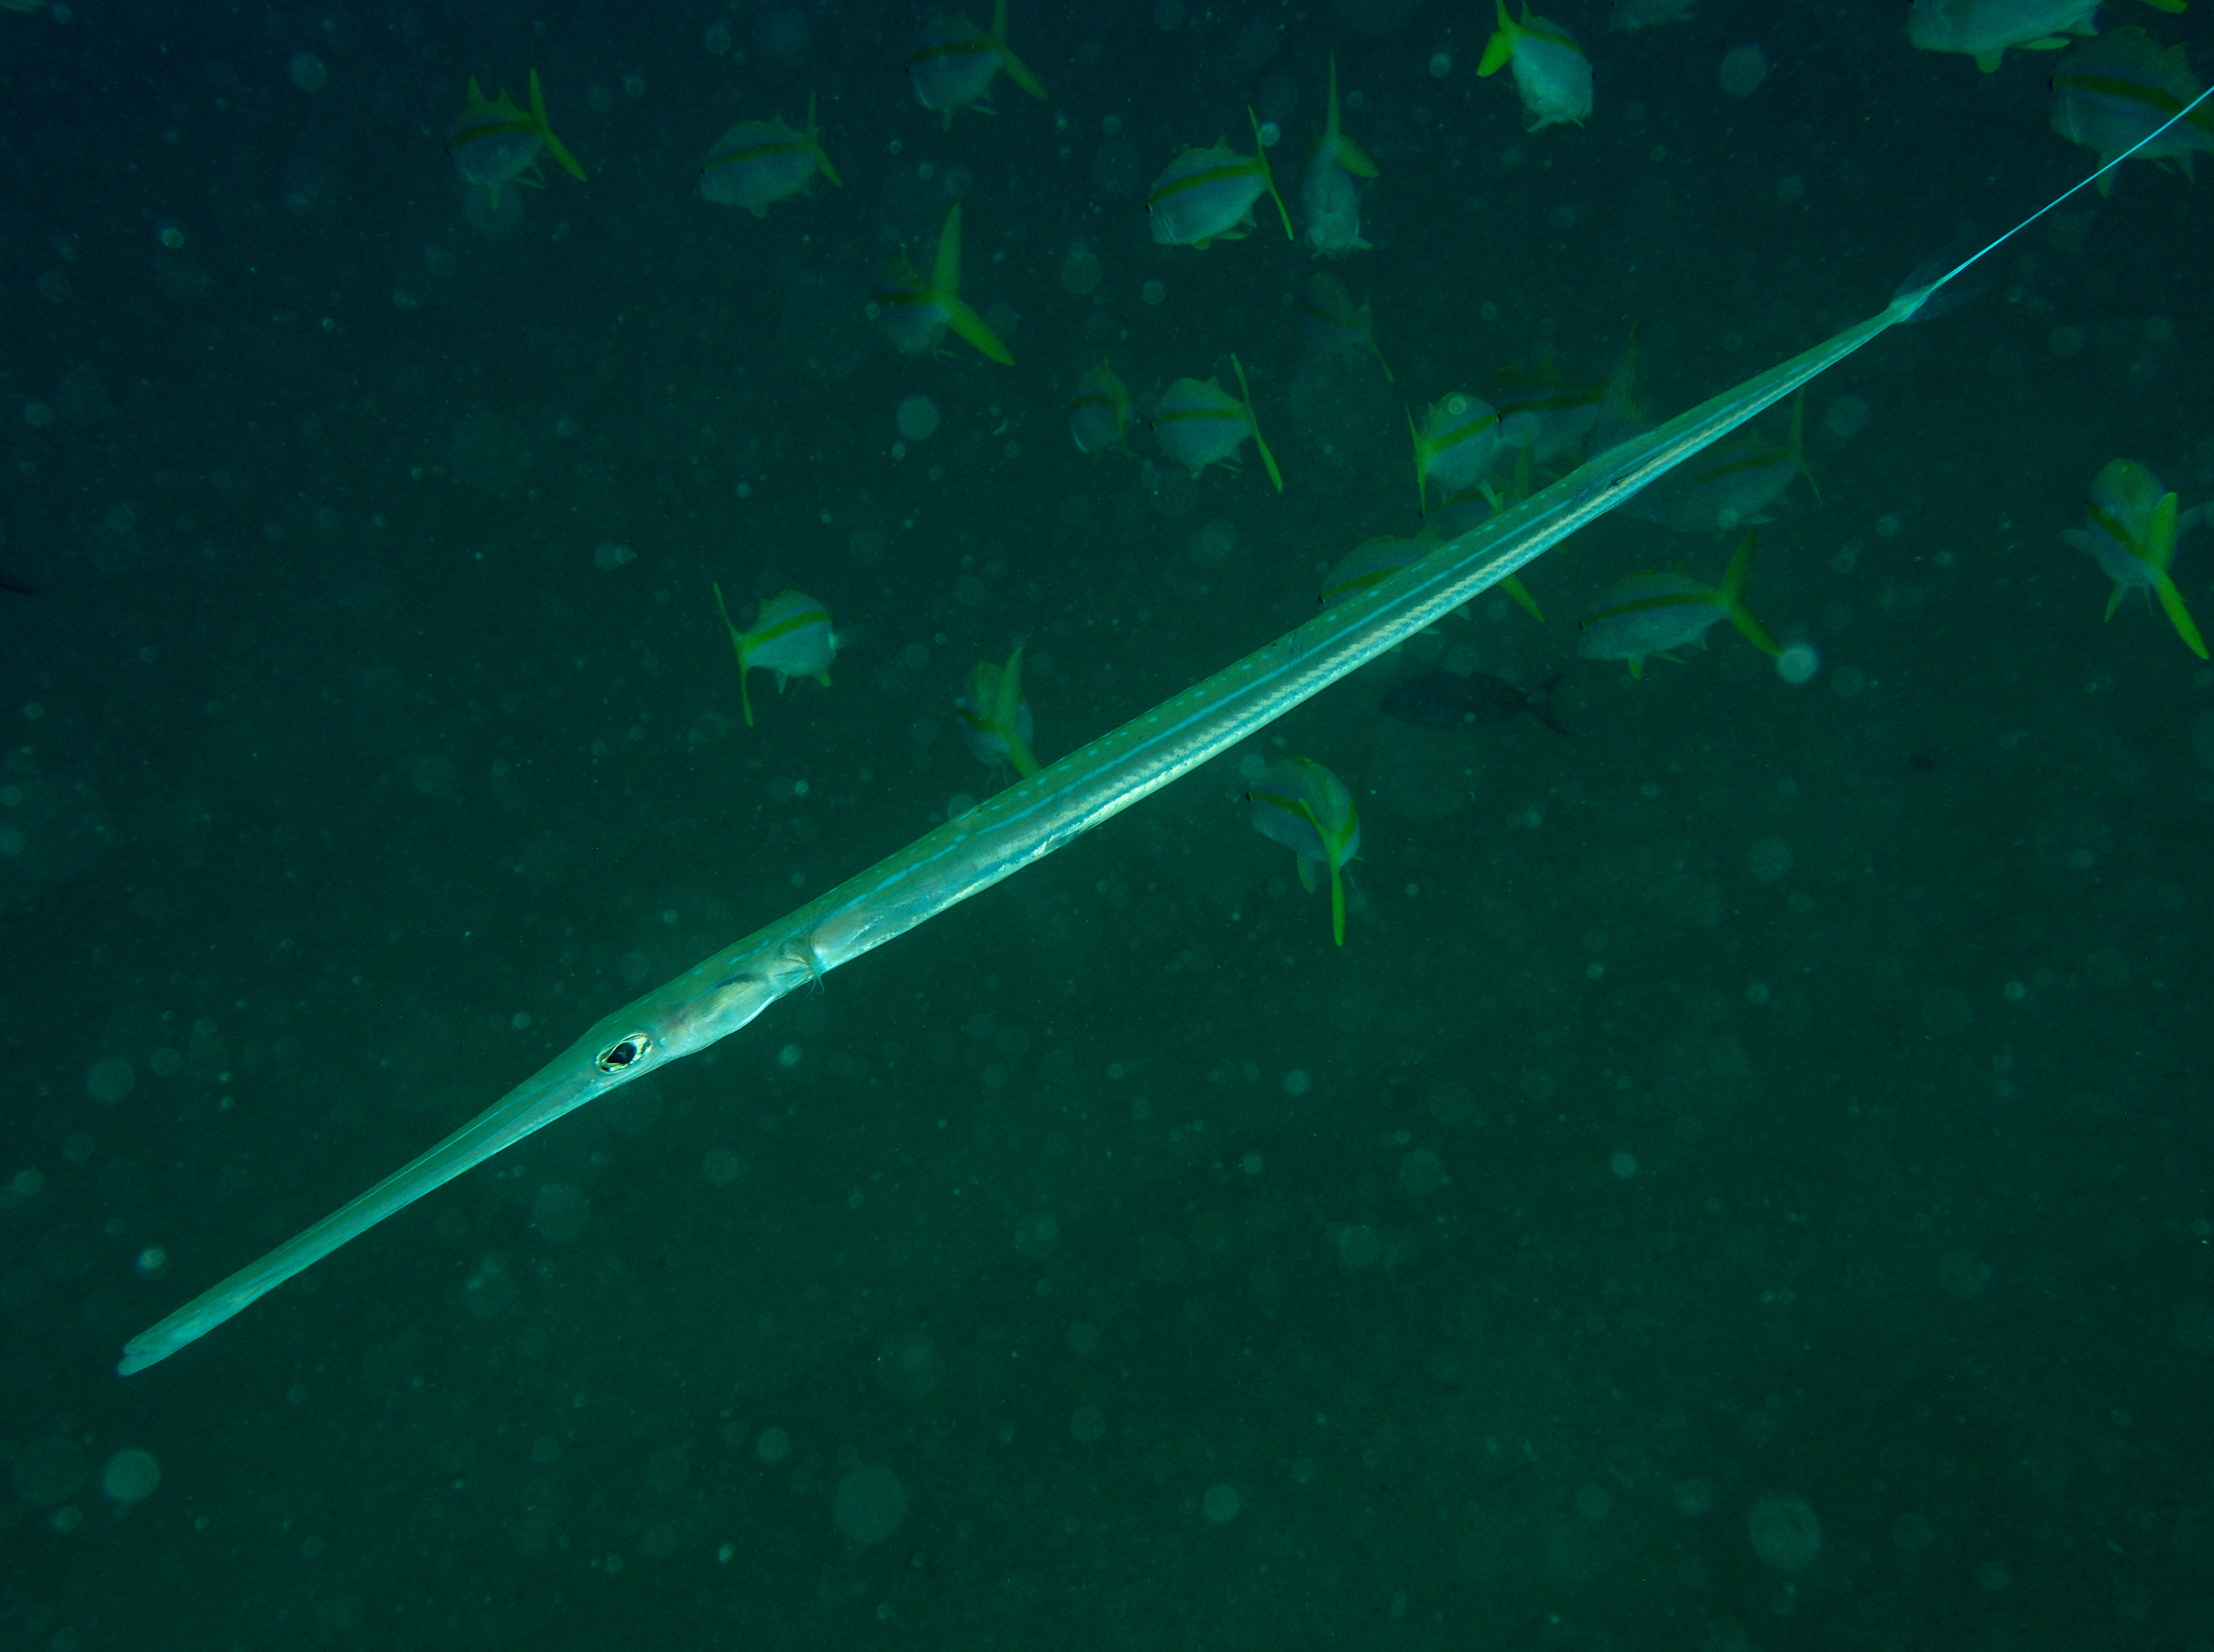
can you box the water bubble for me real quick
[1203,1483,1241,1523]
[1776,643,1819,684]
[1141,278,1167,306]
[134,1245,168,1277]
[1257,120,1282,147]
[755,1427,791,1463]
[832,1464,908,1545]
[1429,49,1453,77]
[1718,45,1768,97]
[1748,838,1795,881]
[897,395,940,442]
[289,52,328,92]
[1610,1152,1639,1179]
[85,1057,135,1104]
[1070,1405,1106,1443]
[1823,395,1869,440]
[1748,1491,1822,1574]
[100,1448,162,1504]
[1059,241,1102,296]
[157,224,185,250]
[531,1182,589,1244]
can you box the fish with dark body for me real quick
[1382,670,1568,733]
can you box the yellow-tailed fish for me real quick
[1245,757,1361,947]
[1622,389,1812,534]
[1152,353,1284,491]
[1411,392,1503,509]
[712,585,837,727]
[1609,0,1695,29]
[1478,1,1593,131]
[1298,272,1393,379]
[1320,521,1546,624]
[1066,359,1134,454]
[907,0,1047,128]
[446,69,587,206]
[2060,459,2208,657]
[1577,532,1779,678]
[1910,0,2184,73]
[871,203,1014,364]
[699,92,842,216]
[2050,28,2214,191]
[955,646,1041,778]
[1302,54,1379,257]
[1491,341,1639,466]
[1148,108,1294,249]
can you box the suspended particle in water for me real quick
[1749,1491,1823,1574]
[290,52,328,92]
[897,395,940,442]
[1203,1484,1241,1523]
[1776,643,1819,685]
[100,1449,162,1504]
[1719,45,1768,97]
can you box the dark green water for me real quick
[4,1,2212,1646]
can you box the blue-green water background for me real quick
[5,0,2214,1644]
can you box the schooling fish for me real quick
[1425,464,1548,622]
[1479,1,1593,131]
[1302,54,1379,258]
[1148,109,1294,248]
[699,92,842,216]
[1910,0,2184,74]
[907,0,1047,128]
[1577,532,1780,678]
[1246,755,1361,946]
[872,203,1015,364]
[2060,458,2208,657]
[1622,389,1811,534]
[1322,519,1545,625]
[1151,353,1284,491]
[1490,340,1639,468]
[955,645,1041,778]
[1411,392,1503,509]
[2049,28,2214,191]
[1383,670,1568,734]
[446,70,587,207]
[1298,272,1393,379]
[712,585,837,727]
[1066,359,1134,455]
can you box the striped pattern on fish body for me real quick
[2060,458,2208,656]
[1479,1,1593,131]
[2049,28,2214,190]
[1149,110,1293,248]
[1066,360,1133,454]
[1302,53,1378,257]
[1245,756,1361,946]
[955,647,1041,777]
[447,71,587,203]
[870,204,1014,364]
[1150,354,1284,490]
[1412,393,1503,507]
[1577,533,1779,677]
[1298,273,1393,378]
[907,0,1047,127]
[1320,535,1427,607]
[714,586,838,726]
[700,93,842,215]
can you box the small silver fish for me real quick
[1302,55,1379,257]
[699,93,842,216]
[1245,756,1361,946]
[1910,0,2181,73]
[1151,354,1284,490]
[907,0,1048,128]
[446,71,587,207]
[1608,0,1695,30]
[1577,533,1780,677]
[1479,1,1593,130]
[1067,360,1133,455]
[1622,391,1811,534]
[1148,110,1294,248]
[2049,27,2214,192]
[871,204,1014,364]
[1298,272,1393,379]
[2060,458,2207,657]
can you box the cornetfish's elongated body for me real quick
[118,95,2211,1377]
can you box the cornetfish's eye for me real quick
[595,1033,652,1073]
